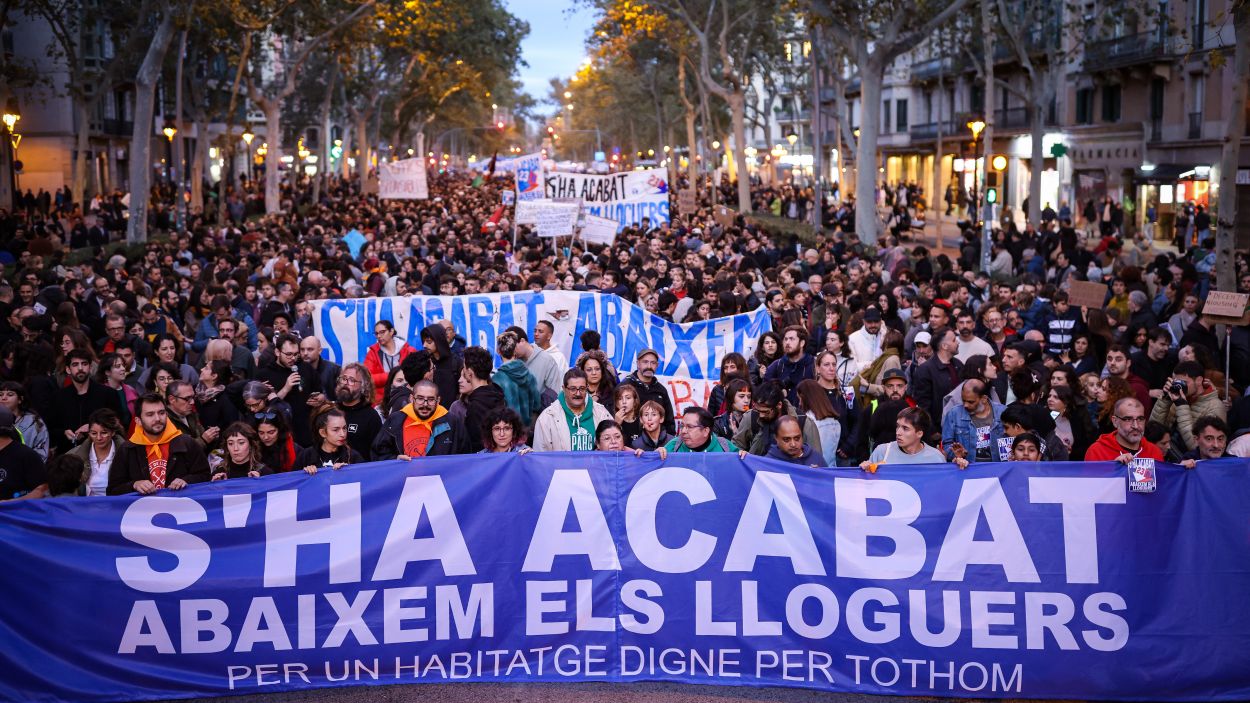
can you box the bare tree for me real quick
[806,0,970,243]
[126,6,179,243]
[1215,0,1250,292]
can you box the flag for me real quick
[486,151,497,179]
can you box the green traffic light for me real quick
[986,188,998,204]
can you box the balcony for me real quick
[1084,31,1177,71]
[909,120,964,141]
[910,57,957,82]
[1188,111,1203,139]
[994,107,1029,129]
[94,119,134,137]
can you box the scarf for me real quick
[196,383,225,404]
[559,392,597,451]
[129,422,183,489]
[400,403,447,457]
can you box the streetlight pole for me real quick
[967,119,988,273]
[2,103,20,211]
[242,130,255,185]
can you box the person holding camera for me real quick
[1149,360,1227,454]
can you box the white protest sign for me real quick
[502,190,515,206]
[515,200,543,224]
[580,214,619,246]
[535,203,580,237]
[513,152,546,201]
[378,158,429,200]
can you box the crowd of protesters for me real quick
[0,163,1247,500]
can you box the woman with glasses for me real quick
[210,422,273,480]
[144,361,181,398]
[363,319,415,404]
[478,407,531,454]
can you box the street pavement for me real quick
[161,680,1079,703]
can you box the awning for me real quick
[1135,164,1207,183]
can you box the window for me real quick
[1076,87,1094,124]
[1101,85,1121,122]
[896,99,908,132]
[1150,78,1165,119]
[882,99,891,133]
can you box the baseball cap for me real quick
[914,331,932,346]
[863,307,883,322]
[637,348,660,362]
[882,369,907,382]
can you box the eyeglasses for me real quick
[253,411,277,420]
[564,387,588,395]
[172,395,195,402]
[339,376,362,386]
[1114,415,1146,426]
[680,423,706,432]
[413,396,439,405]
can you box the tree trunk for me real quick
[728,91,751,213]
[340,120,352,179]
[191,118,207,213]
[809,25,824,228]
[173,30,187,233]
[1027,90,1045,227]
[678,60,698,190]
[72,97,94,208]
[314,69,335,204]
[356,113,370,175]
[934,77,945,243]
[979,0,995,272]
[263,101,282,213]
[855,54,884,244]
[1216,1,1250,293]
[127,9,177,243]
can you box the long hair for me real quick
[612,383,641,421]
[256,412,297,472]
[576,349,617,401]
[1098,376,1135,425]
[796,379,839,420]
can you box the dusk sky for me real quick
[505,0,596,109]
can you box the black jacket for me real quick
[372,406,473,460]
[911,356,964,426]
[107,434,211,495]
[51,382,125,450]
[423,323,464,408]
[622,373,675,433]
[461,383,506,438]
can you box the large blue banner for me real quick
[2,455,1249,702]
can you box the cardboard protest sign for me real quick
[1067,280,1108,309]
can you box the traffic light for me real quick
[991,154,1007,171]
[496,121,505,131]
[986,187,998,204]
[546,125,555,136]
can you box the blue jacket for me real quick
[941,401,1007,461]
[192,310,259,352]
[764,353,815,406]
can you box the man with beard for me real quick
[765,325,815,407]
[454,347,506,436]
[51,349,123,451]
[859,369,918,457]
[256,334,315,446]
[621,348,676,434]
[108,393,210,495]
[373,379,472,459]
[732,381,823,457]
[1084,397,1164,462]
[333,362,383,461]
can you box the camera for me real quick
[1171,379,1187,395]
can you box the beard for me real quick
[72,370,90,384]
[336,385,362,405]
[142,417,167,437]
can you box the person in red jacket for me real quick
[362,319,415,404]
[1084,397,1164,462]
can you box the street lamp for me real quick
[241,130,254,182]
[162,124,177,183]
[2,101,19,202]
[563,91,572,99]
[967,118,988,270]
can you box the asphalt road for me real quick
[165,681,1077,703]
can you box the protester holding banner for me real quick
[373,379,472,460]
[862,407,946,470]
[108,394,210,495]
[532,369,611,452]
[478,407,531,454]
[296,406,364,471]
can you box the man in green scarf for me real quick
[533,369,612,451]
[666,407,736,452]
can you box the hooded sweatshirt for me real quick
[493,360,542,423]
[129,422,183,488]
[421,323,463,408]
[766,442,823,466]
[1083,431,1164,462]
[401,403,449,457]
[559,393,598,451]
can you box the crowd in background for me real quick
[0,166,1246,500]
